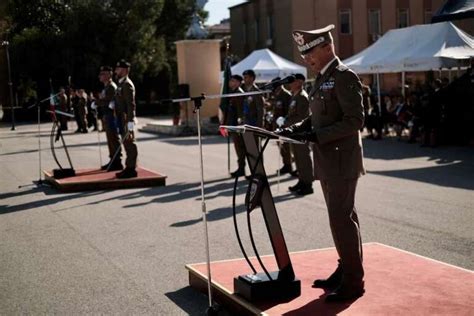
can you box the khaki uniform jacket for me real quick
[115,76,136,121]
[294,59,365,180]
[224,87,244,126]
[58,94,67,111]
[242,83,264,127]
[287,89,310,125]
[97,81,117,115]
[272,87,292,119]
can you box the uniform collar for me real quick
[320,57,337,76]
[118,76,127,84]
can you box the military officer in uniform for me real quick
[287,73,313,195]
[277,25,365,302]
[224,74,246,178]
[114,60,139,179]
[242,69,264,128]
[57,87,69,131]
[92,66,122,171]
[269,77,293,174]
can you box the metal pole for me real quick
[2,41,15,130]
[196,107,213,308]
[227,136,230,174]
[376,73,381,112]
[38,105,42,181]
[401,71,406,98]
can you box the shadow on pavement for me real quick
[164,286,211,316]
[363,138,474,190]
[0,185,105,215]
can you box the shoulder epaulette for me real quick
[336,64,349,72]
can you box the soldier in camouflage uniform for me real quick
[114,60,139,179]
[287,73,313,195]
[92,66,122,171]
[268,78,293,174]
[241,69,264,128]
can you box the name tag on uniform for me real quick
[290,100,296,108]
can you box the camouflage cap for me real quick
[293,73,306,81]
[99,66,113,73]
[230,74,243,81]
[292,24,335,54]
[116,59,131,68]
[242,69,256,78]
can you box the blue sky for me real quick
[204,0,246,25]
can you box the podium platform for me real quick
[186,243,474,315]
[44,167,166,192]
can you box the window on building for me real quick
[368,9,381,36]
[424,10,432,24]
[267,15,273,39]
[340,9,352,34]
[254,19,259,43]
[398,9,409,28]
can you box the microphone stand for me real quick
[163,89,272,315]
[190,95,220,315]
[18,92,61,188]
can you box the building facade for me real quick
[230,0,473,91]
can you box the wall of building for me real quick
[0,2,8,111]
[230,0,474,92]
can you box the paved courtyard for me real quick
[1,118,473,314]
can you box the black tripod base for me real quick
[234,271,301,301]
[53,168,76,179]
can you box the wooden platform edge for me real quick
[185,264,267,316]
[43,169,166,193]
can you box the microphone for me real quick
[262,75,296,90]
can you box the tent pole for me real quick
[402,72,406,98]
[377,72,381,113]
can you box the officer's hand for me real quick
[291,131,318,143]
[127,121,134,131]
[91,102,97,110]
[274,127,293,138]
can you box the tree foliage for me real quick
[6,0,196,100]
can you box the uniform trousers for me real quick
[279,142,292,166]
[104,112,121,160]
[292,143,313,185]
[232,133,246,169]
[116,112,138,169]
[320,178,364,284]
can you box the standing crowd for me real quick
[362,66,474,147]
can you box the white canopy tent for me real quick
[343,22,474,74]
[229,48,307,83]
[342,22,474,105]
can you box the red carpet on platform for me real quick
[186,243,474,315]
[44,167,166,192]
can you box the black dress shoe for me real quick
[277,164,292,175]
[289,170,299,177]
[101,161,123,171]
[313,260,343,289]
[288,181,302,192]
[116,168,137,179]
[108,162,123,171]
[230,168,245,178]
[296,185,314,196]
[325,282,365,303]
